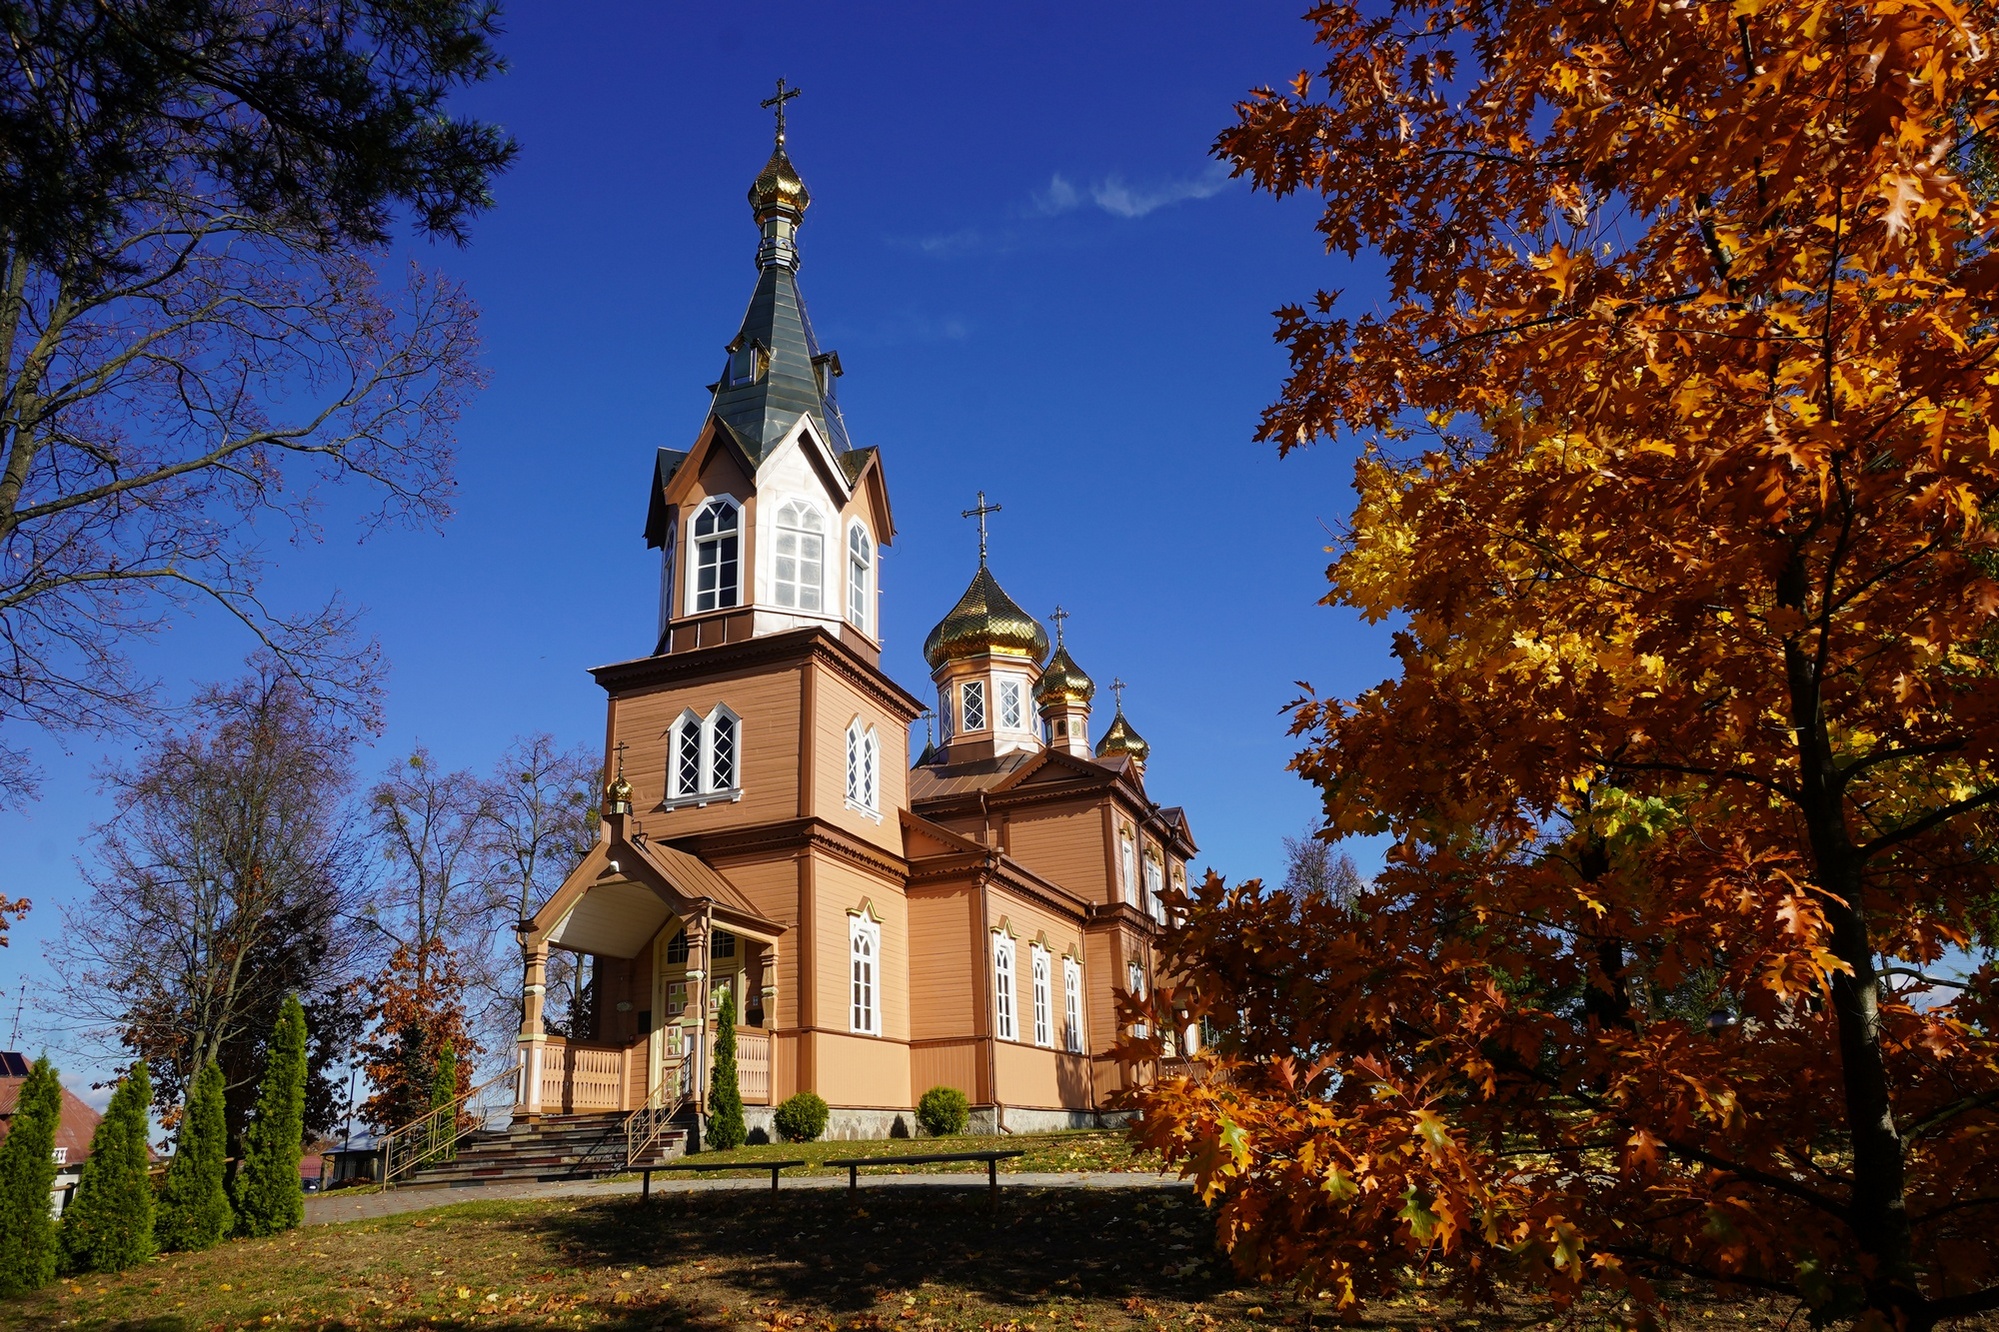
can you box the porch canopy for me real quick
[523,821,782,959]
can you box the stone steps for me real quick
[393,1113,691,1191]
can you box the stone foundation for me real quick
[728,1103,1110,1145]
[968,1106,1104,1135]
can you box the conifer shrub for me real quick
[429,1041,460,1162]
[0,1054,63,1295]
[916,1086,970,1138]
[59,1063,155,1274]
[773,1092,829,1143]
[157,1061,232,1252]
[233,995,308,1237]
[706,989,746,1150]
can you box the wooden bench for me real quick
[822,1149,1026,1200]
[641,1158,806,1197]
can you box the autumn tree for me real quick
[356,937,476,1134]
[1278,825,1365,910]
[0,0,514,806]
[56,667,371,1141]
[1132,1,1999,1328]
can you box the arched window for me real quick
[844,719,880,814]
[849,914,880,1035]
[707,706,739,791]
[847,523,873,633]
[673,712,704,798]
[1118,829,1137,905]
[1127,961,1148,1038]
[1063,956,1083,1053]
[1031,946,1052,1047]
[992,934,1017,1042]
[690,498,740,612]
[1144,852,1164,921]
[773,500,825,611]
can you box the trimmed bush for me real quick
[429,1041,460,1163]
[157,1061,232,1252]
[773,1092,829,1143]
[233,995,308,1237]
[706,989,746,1150]
[59,1063,156,1274]
[916,1086,970,1138]
[0,1054,63,1295]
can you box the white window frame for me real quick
[687,497,741,613]
[849,913,881,1035]
[938,687,955,740]
[993,933,1017,1042]
[999,677,1025,730]
[844,718,881,819]
[1063,956,1083,1053]
[1144,852,1164,921]
[51,1146,68,1165]
[1119,830,1137,905]
[1128,961,1148,1038]
[1031,945,1052,1047]
[846,521,873,634]
[773,499,826,611]
[960,679,986,731]
[662,705,745,811]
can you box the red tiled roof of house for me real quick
[0,1071,104,1168]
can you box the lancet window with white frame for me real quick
[844,718,880,817]
[665,705,743,808]
[992,933,1018,1041]
[849,912,881,1036]
[773,499,825,611]
[1031,945,1052,1047]
[689,497,741,613]
[1062,956,1083,1053]
[846,521,873,634]
[999,677,1024,730]
[1144,852,1165,921]
[1118,828,1137,905]
[1128,961,1148,1038]
[960,679,986,731]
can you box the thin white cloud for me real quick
[1087,162,1234,218]
[1031,173,1083,216]
[900,163,1237,258]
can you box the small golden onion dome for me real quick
[1035,643,1095,707]
[922,566,1050,671]
[1094,708,1150,765]
[749,143,811,216]
[603,773,634,814]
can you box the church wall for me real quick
[700,853,804,1033]
[993,1042,1095,1112]
[608,664,803,835]
[996,801,1112,905]
[906,882,978,1041]
[909,1040,984,1107]
[807,664,911,859]
[1083,925,1140,1095]
[810,853,909,1044]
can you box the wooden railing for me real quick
[625,1056,690,1167]
[737,1030,771,1105]
[381,1066,520,1185]
[537,1041,627,1113]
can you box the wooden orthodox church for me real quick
[511,111,1200,1139]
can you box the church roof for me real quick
[707,222,854,466]
[922,565,1050,670]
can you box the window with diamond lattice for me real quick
[961,680,986,731]
[845,720,880,812]
[674,715,703,797]
[774,500,824,611]
[1000,678,1023,729]
[710,711,737,790]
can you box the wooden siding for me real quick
[1001,800,1112,904]
[907,884,978,1040]
[738,1029,772,1105]
[993,1040,1094,1111]
[910,1039,985,1104]
[811,853,909,1042]
[610,667,803,837]
[805,1030,912,1109]
[807,665,911,858]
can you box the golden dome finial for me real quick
[1035,608,1094,707]
[603,741,634,817]
[749,78,810,221]
[1094,681,1150,766]
[923,565,1050,671]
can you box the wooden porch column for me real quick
[684,915,711,1119]
[517,937,550,1118]
[758,940,779,1031]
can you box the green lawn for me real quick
[652,1128,1159,1177]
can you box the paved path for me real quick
[305,1170,1189,1226]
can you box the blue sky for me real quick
[0,2,1397,1091]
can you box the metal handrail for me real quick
[381,1065,520,1185]
[625,1056,690,1168]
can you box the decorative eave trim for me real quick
[669,816,911,885]
[592,626,924,722]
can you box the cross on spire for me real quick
[1051,605,1070,646]
[612,740,629,776]
[1110,678,1128,712]
[961,490,1001,566]
[762,77,802,145]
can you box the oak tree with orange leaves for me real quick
[1131,0,1999,1327]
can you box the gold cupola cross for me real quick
[762,77,802,145]
[961,490,1001,566]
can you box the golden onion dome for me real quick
[923,566,1050,671]
[603,772,634,813]
[1035,643,1094,707]
[1094,708,1150,765]
[749,143,811,216]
